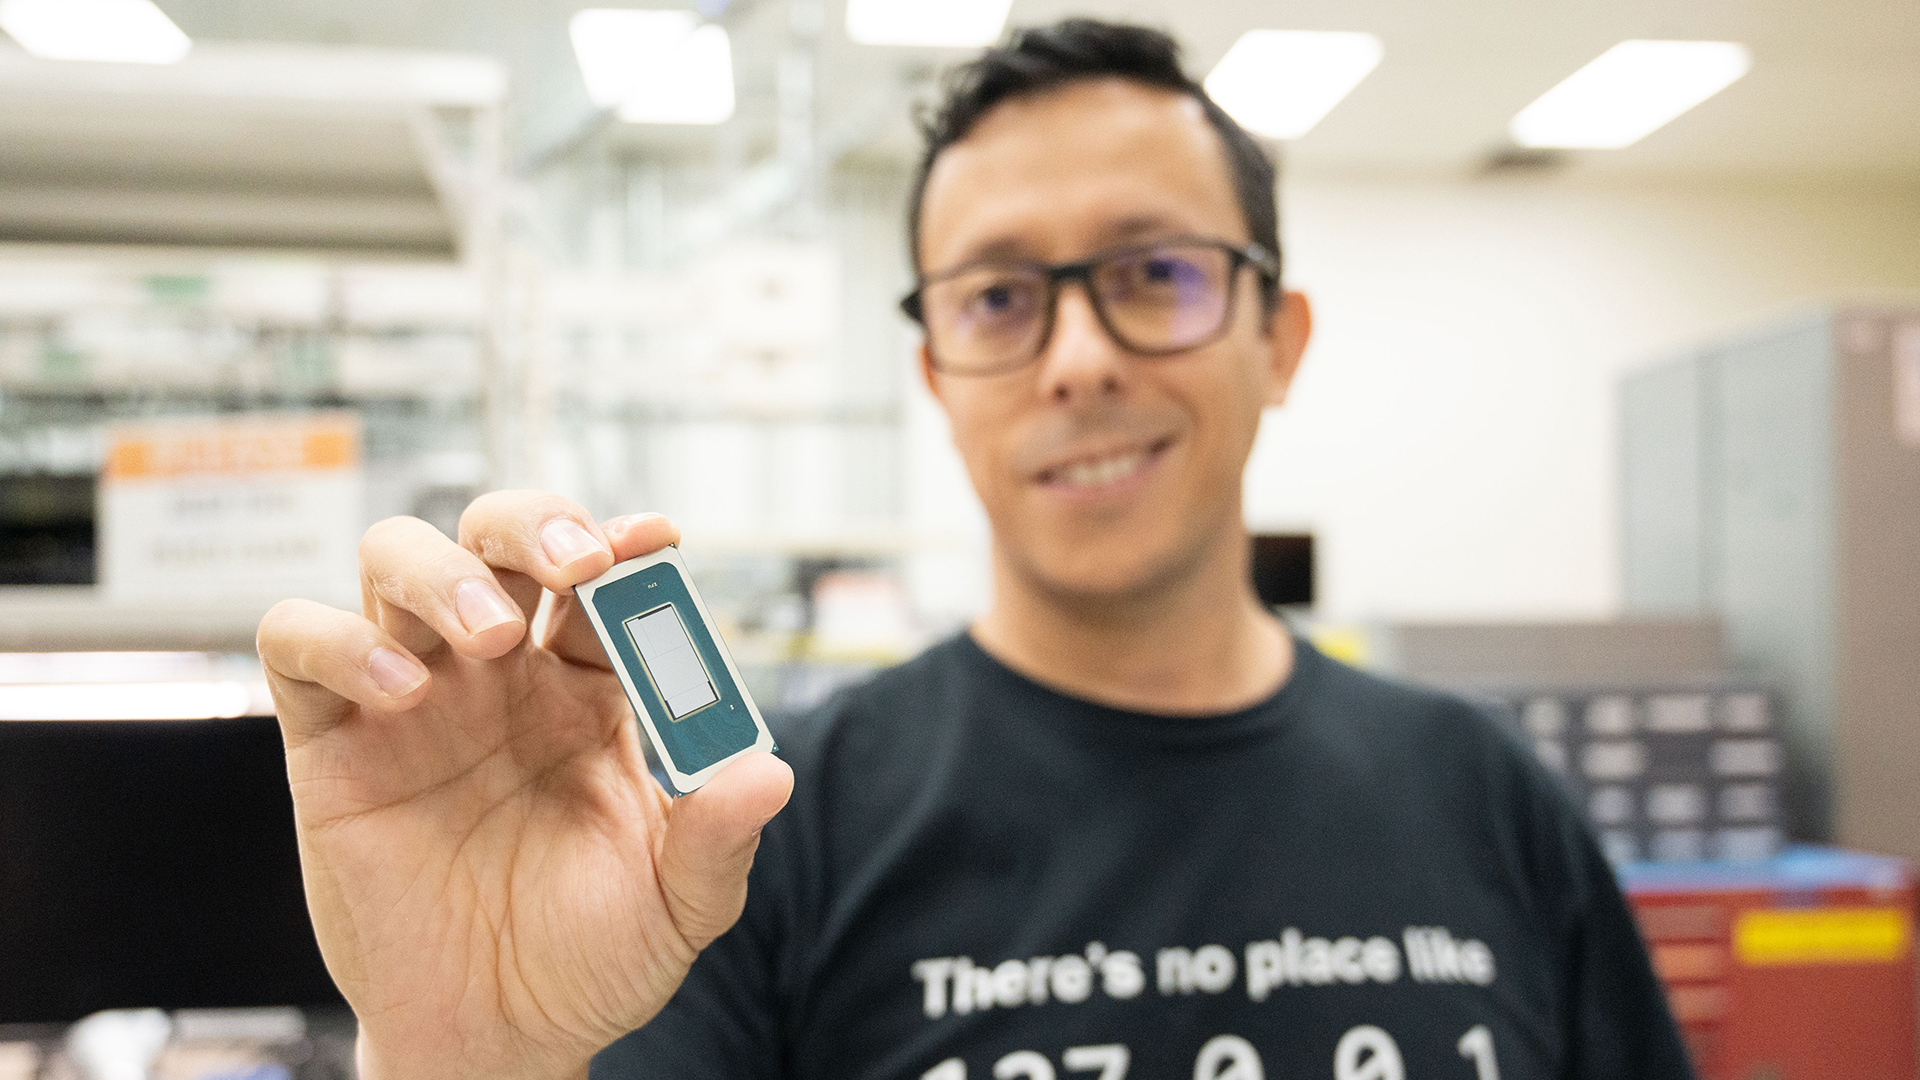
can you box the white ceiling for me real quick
[135,0,1920,183]
[1120,0,1920,180]
[0,0,1910,255]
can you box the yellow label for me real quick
[1734,906,1912,966]
[1309,626,1370,668]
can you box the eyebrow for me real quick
[941,213,1199,272]
[1100,214,1188,244]
[960,238,1036,265]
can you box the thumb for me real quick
[657,752,795,952]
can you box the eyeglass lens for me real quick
[922,242,1236,373]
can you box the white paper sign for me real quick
[99,412,363,601]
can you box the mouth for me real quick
[1035,436,1175,494]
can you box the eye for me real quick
[1139,254,1208,287]
[963,275,1038,322]
[1142,258,1181,283]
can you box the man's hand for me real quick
[257,492,793,1080]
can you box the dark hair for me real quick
[906,18,1281,306]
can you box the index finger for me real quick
[458,490,618,595]
[258,598,432,746]
[539,512,682,666]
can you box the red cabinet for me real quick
[1622,847,1916,1080]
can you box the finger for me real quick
[656,752,795,952]
[258,599,432,744]
[541,513,684,666]
[458,491,616,611]
[360,516,527,660]
[604,512,681,560]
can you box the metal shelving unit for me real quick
[0,43,514,649]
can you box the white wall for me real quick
[907,174,1920,625]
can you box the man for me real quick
[259,19,1691,1080]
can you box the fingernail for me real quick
[368,648,428,697]
[604,512,664,536]
[541,519,608,568]
[456,579,521,634]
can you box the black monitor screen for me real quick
[0,474,96,585]
[0,716,343,1022]
[1250,533,1315,608]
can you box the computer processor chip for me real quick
[575,545,775,794]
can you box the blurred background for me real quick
[0,0,1915,1076]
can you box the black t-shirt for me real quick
[595,633,1692,1080]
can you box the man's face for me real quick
[917,78,1310,604]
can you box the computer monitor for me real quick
[1250,533,1314,609]
[0,716,342,1022]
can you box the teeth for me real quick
[1058,450,1145,488]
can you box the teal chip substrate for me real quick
[579,553,771,792]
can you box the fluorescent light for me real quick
[845,0,1011,47]
[0,0,190,63]
[1204,30,1383,140]
[0,681,258,721]
[1510,40,1751,149]
[570,9,735,125]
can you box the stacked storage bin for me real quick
[1480,682,1784,864]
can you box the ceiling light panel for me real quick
[570,9,735,125]
[0,0,190,64]
[845,0,1012,48]
[1510,40,1752,150]
[1204,30,1384,140]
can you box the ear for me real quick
[1263,290,1312,408]
[917,339,945,406]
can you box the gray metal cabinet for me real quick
[1621,308,1920,857]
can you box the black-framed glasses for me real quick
[900,237,1279,376]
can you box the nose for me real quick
[1036,281,1128,406]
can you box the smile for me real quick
[1036,437,1173,492]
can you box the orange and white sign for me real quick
[99,412,363,601]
